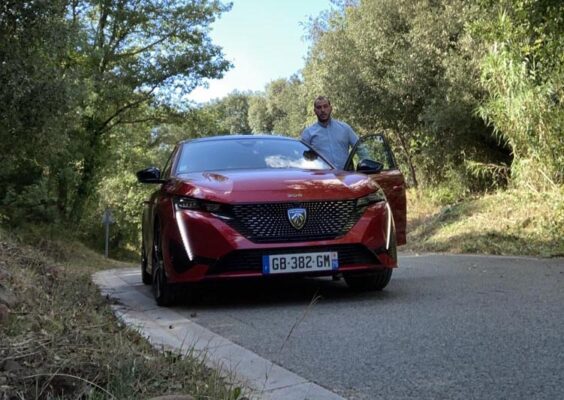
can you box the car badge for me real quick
[287,208,307,230]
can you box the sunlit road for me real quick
[107,254,564,400]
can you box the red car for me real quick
[137,134,406,306]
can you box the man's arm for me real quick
[301,127,311,144]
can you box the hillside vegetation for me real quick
[406,188,563,257]
[0,228,245,399]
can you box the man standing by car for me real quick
[301,96,360,170]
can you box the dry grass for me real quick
[0,229,246,400]
[404,187,564,257]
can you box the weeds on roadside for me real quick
[0,230,246,399]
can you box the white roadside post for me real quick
[102,208,115,258]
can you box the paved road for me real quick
[96,254,564,400]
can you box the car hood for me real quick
[171,169,378,203]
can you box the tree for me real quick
[208,91,252,134]
[67,0,232,221]
[247,78,308,136]
[472,0,563,189]
[0,0,83,223]
[266,77,308,136]
[79,102,224,253]
[0,0,232,226]
[248,95,274,133]
[302,0,509,189]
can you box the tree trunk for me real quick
[394,130,418,188]
[69,124,103,223]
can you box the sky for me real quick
[187,0,333,103]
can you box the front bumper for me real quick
[162,202,397,283]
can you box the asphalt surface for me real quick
[98,253,564,400]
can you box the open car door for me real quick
[344,134,407,245]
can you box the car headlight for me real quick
[174,196,232,219]
[356,188,386,208]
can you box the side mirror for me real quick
[303,150,318,161]
[357,159,384,174]
[136,167,164,184]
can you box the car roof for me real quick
[179,134,298,145]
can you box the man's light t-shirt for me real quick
[301,119,359,170]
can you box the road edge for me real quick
[92,267,346,400]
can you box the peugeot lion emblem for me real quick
[287,208,307,230]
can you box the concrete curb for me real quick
[93,268,346,400]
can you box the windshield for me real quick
[176,137,332,174]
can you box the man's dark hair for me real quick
[314,96,331,106]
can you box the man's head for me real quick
[313,96,332,125]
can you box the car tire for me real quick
[141,242,152,285]
[152,226,175,307]
[344,268,393,291]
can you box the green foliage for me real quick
[2,0,562,255]
[67,0,232,220]
[207,91,252,133]
[0,0,232,229]
[422,170,472,206]
[248,95,274,132]
[248,78,308,136]
[76,115,169,256]
[472,0,563,190]
[267,77,309,136]
[2,180,60,224]
[464,160,510,189]
[301,0,509,189]
[0,0,84,225]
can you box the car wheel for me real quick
[152,227,175,306]
[344,268,393,291]
[141,242,152,285]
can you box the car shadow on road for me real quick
[172,276,402,310]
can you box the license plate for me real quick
[262,252,338,275]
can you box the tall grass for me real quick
[477,10,563,191]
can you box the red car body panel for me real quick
[370,169,407,245]
[173,169,379,202]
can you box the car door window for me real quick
[346,134,396,172]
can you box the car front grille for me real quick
[225,200,363,243]
[208,244,379,274]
